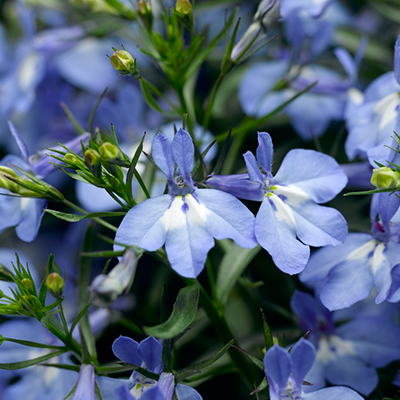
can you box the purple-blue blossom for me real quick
[114,128,256,278]
[207,132,347,274]
[291,291,400,395]
[301,192,400,309]
[264,338,364,400]
[345,35,400,166]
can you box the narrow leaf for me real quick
[232,345,264,370]
[0,349,67,370]
[144,283,200,339]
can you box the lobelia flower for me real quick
[345,35,400,166]
[114,128,256,279]
[89,248,139,307]
[112,335,202,400]
[207,132,347,274]
[264,338,364,400]
[72,364,95,400]
[290,291,400,396]
[301,192,400,310]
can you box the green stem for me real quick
[203,73,225,132]
[45,321,82,360]
[205,259,218,302]
[63,199,118,232]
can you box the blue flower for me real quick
[290,291,400,395]
[345,35,400,166]
[112,336,202,400]
[207,132,347,274]
[73,364,95,400]
[264,338,364,400]
[114,128,256,278]
[301,192,400,309]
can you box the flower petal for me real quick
[195,189,257,248]
[273,149,347,203]
[256,132,273,175]
[305,386,363,400]
[290,338,316,386]
[243,151,263,183]
[138,337,163,374]
[172,129,194,186]
[112,336,142,365]
[152,133,175,183]
[255,195,309,274]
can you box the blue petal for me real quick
[388,263,400,302]
[15,198,47,242]
[290,338,316,386]
[273,149,347,203]
[395,35,400,85]
[157,373,175,400]
[8,121,29,163]
[305,387,363,400]
[176,384,203,400]
[172,129,194,186]
[243,151,263,183]
[319,258,374,310]
[205,174,263,202]
[256,132,273,175]
[112,336,142,365]
[264,345,292,391]
[73,364,95,400]
[325,356,378,396]
[152,134,175,183]
[300,233,371,284]
[289,200,347,247]
[195,189,257,248]
[255,196,309,274]
[114,195,171,252]
[164,195,214,278]
[115,385,136,400]
[340,162,372,189]
[336,316,400,368]
[138,337,163,374]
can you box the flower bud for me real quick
[21,278,35,294]
[85,149,102,177]
[99,142,122,160]
[110,50,136,74]
[138,1,151,17]
[0,166,20,193]
[89,249,139,307]
[46,273,65,299]
[0,264,15,282]
[371,167,400,189]
[176,0,192,15]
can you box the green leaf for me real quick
[2,337,65,350]
[80,250,125,258]
[69,304,91,336]
[45,209,126,223]
[0,349,67,370]
[250,377,269,395]
[40,363,80,372]
[144,283,200,339]
[232,345,264,370]
[175,339,235,381]
[216,243,261,304]
[260,308,273,351]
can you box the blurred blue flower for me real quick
[301,192,400,309]
[291,291,400,395]
[264,338,363,400]
[73,364,95,400]
[207,132,347,274]
[345,35,400,166]
[114,128,256,278]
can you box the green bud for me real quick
[0,264,15,282]
[371,167,400,189]
[138,1,151,17]
[21,278,35,294]
[176,0,192,15]
[0,166,20,193]
[110,50,136,74]
[85,149,102,177]
[46,273,65,299]
[99,142,122,160]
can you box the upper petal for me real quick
[112,336,142,365]
[256,132,273,175]
[172,129,195,186]
[273,149,347,203]
[152,133,175,182]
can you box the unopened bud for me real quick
[46,273,65,298]
[0,166,20,193]
[371,167,400,189]
[64,153,82,167]
[110,50,136,74]
[176,0,192,15]
[21,278,35,294]
[99,142,122,160]
[138,1,151,17]
[85,149,102,176]
[0,264,15,282]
